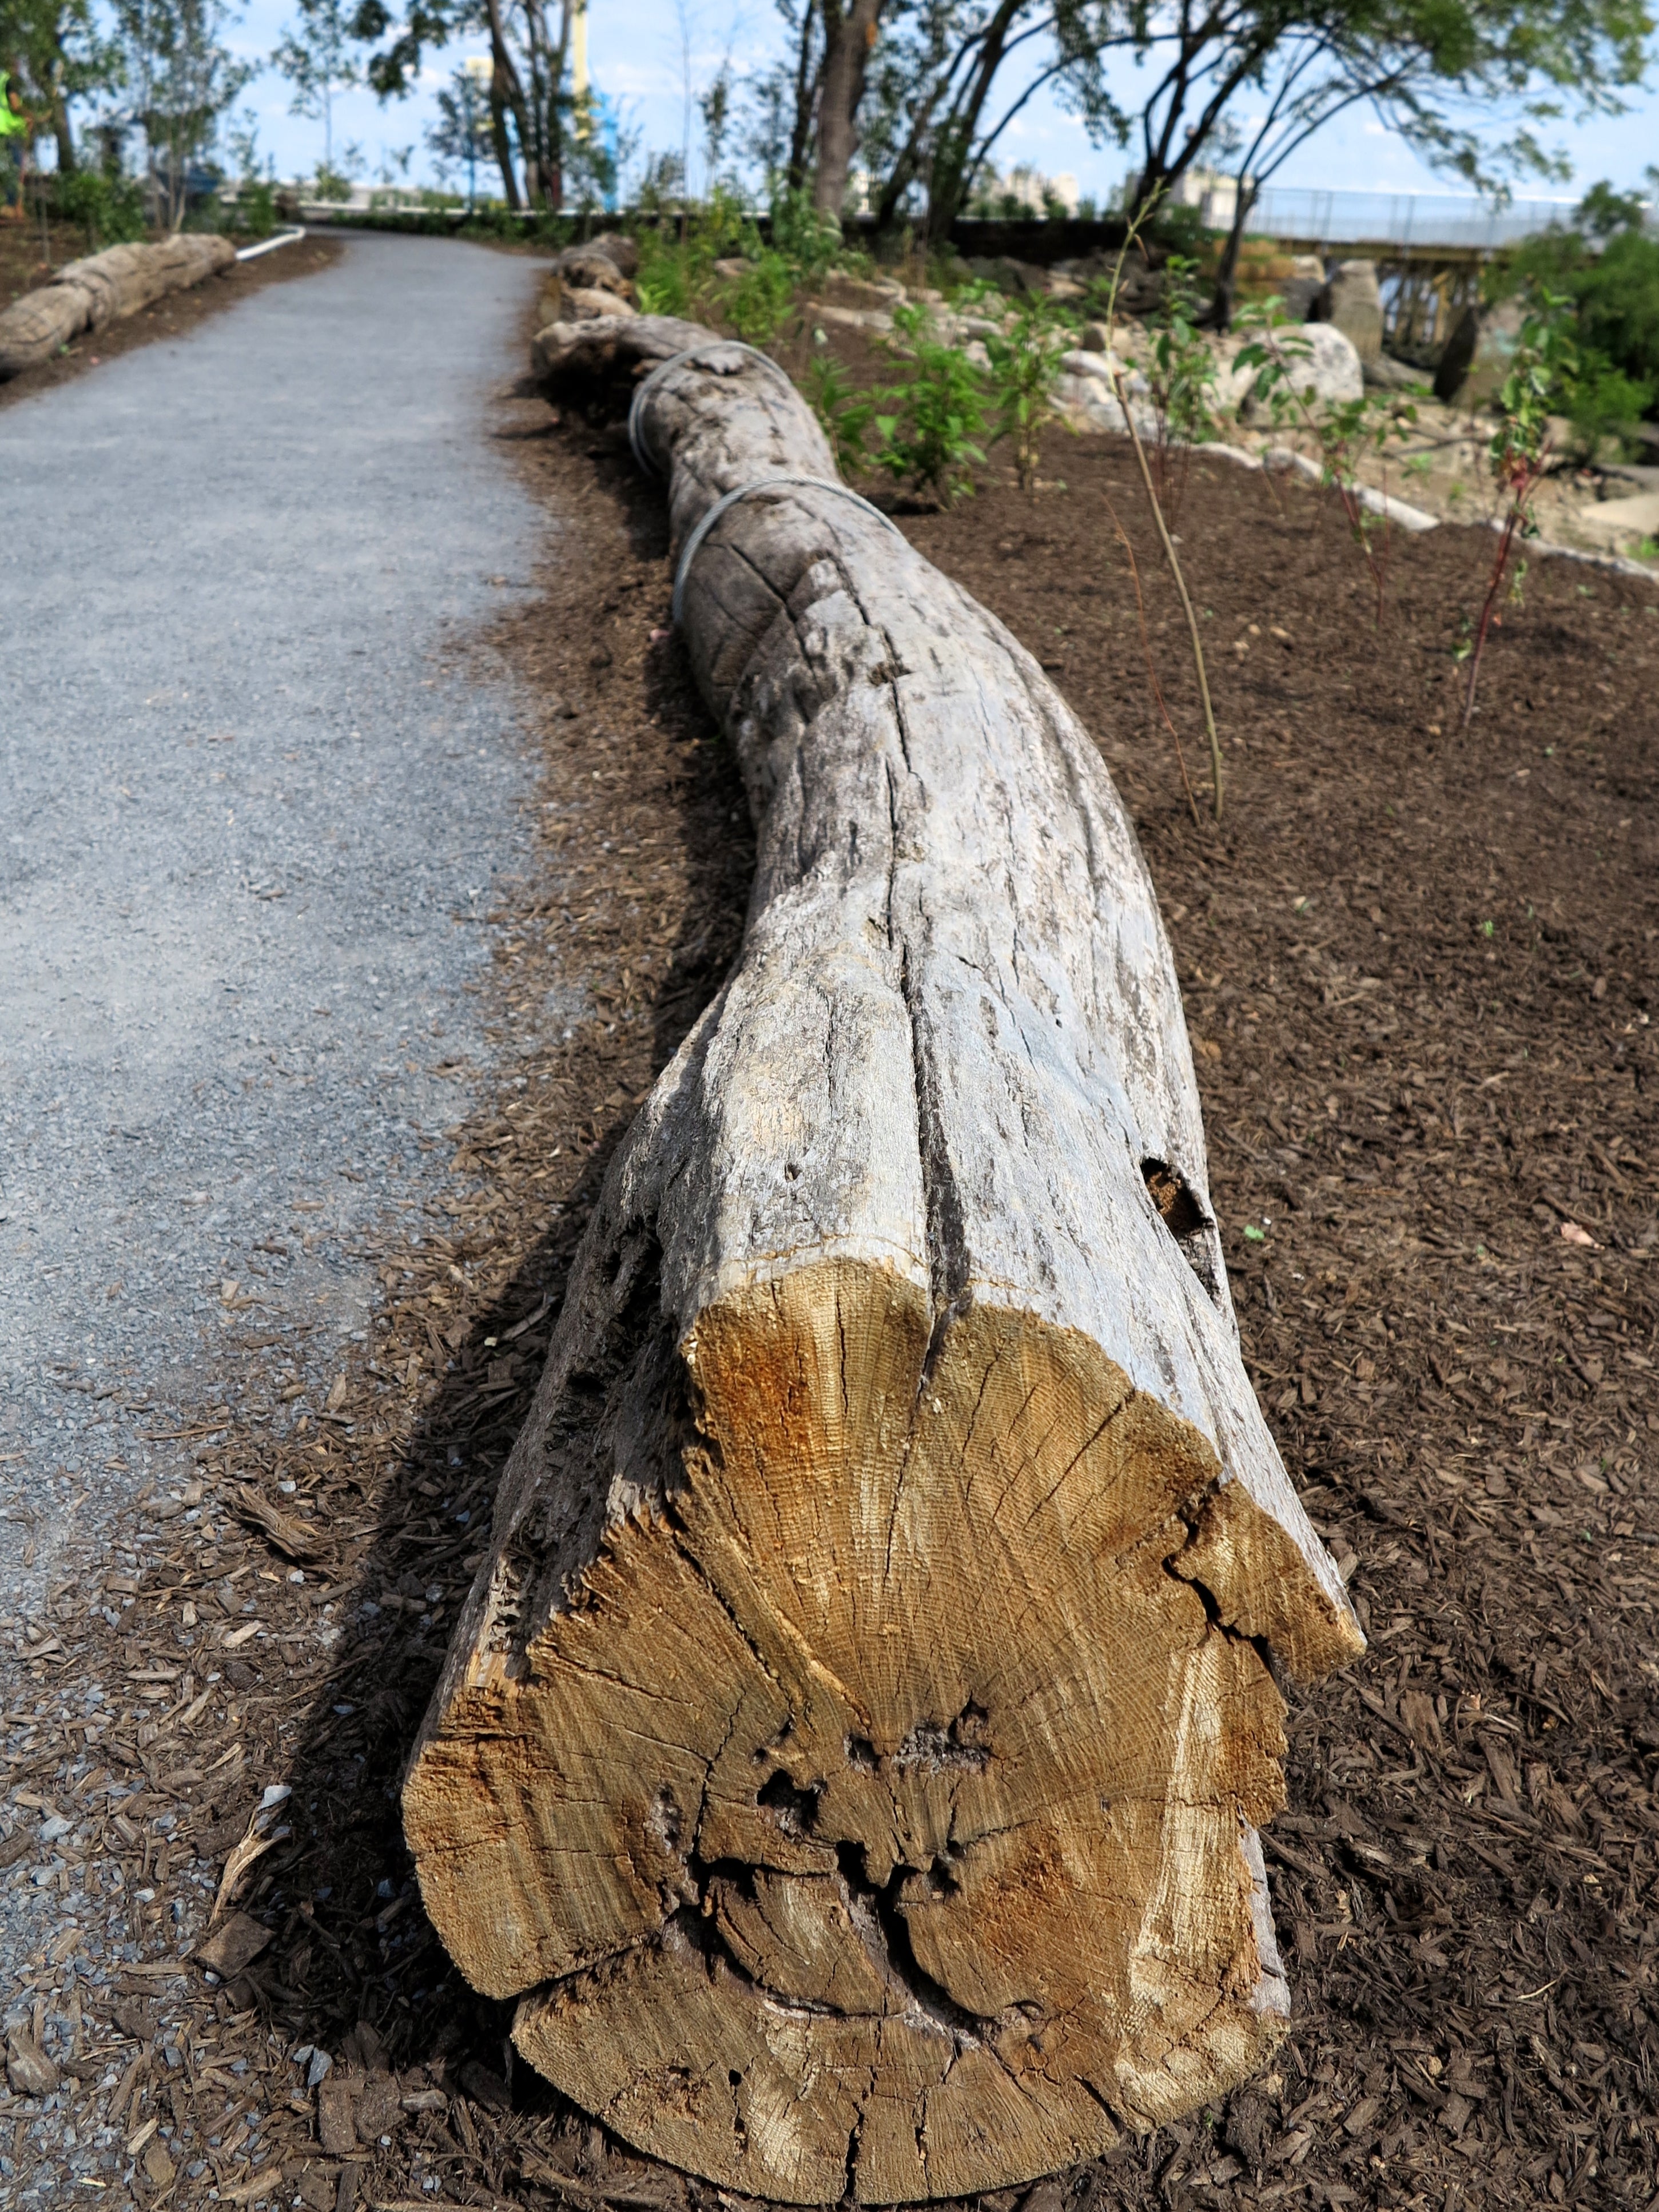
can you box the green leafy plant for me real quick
[1231,294,1315,435]
[1462,287,1578,727]
[1143,253,1219,526]
[982,290,1073,494]
[872,301,988,504]
[723,248,795,343]
[1315,390,1418,625]
[1508,184,1658,458]
[770,186,847,288]
[1236,293,1415,622]
[803,351,881,478]
[57,169,148,249]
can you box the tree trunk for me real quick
[785,0,820,194]
[1207,181,1258,332]
[407,312,1364,2208]
[812,0,881,217]
[0,234,234,380]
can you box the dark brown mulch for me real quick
[8,335,1657,2212]
[0,230,344,409]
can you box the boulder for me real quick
[1434,299,1522,408]
[1312,260,1383,364]
[1216,321,1363,415]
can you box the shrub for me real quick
[1508,188,1658,454]
[57,171,148,251]
[982,291,1073,492]
[803,351,880,476]
[723,248,795,343]
[872,302,988,503]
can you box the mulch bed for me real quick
[0,230,345,409]
[5,323,1658,2212]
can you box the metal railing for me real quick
[1243,187,1585,250]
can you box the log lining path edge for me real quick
[402,311,1365,2206]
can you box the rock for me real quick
[555,244,631,295]
[1569,488,1659,554]
[964,254,1052,297]
[6,2030,58,2097]
[1313,259,1383,363]
[820,274,904,312]
[803,300,892,333]
[1216,321,1366,415]
[1278,275,1324,321]
[1434,299,1522,408]
[1364,353,1431,393]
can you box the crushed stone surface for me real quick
[0,232,547,2086]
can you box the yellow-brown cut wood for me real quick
[403,315,1364,2205]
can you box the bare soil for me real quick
[0,229,345,409]
[7,336,1659,2212]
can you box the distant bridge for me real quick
[1240,186,1585,253]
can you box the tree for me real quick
[273,0,358,177]
[427,57,490,198]
[1112,0,1654,321]
[110,0,250,228]
[0,0,123,175]
[812,0,882,213]
[860,0,1127,242]
[351,0,580,209]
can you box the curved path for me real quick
[0,233,546,2101]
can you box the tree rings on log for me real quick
[404,315,1363,2205]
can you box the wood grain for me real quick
[404,315,1364,2203]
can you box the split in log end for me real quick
[405,1257,1359,2203]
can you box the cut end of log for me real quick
[405,1258,1357,2203]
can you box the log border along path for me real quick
[404,314,1364,2206]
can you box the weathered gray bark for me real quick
[405,312,1363,2206]
[0,234,236,381]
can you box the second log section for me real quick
[403,315,1364,2205]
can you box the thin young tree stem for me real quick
[1113,370,1224,823]
[1104,487,1200,827]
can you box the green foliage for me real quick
[770,187,846,287]
[1509,186,1658,452]
[982,290,1073,493]
[1232,293,1316,431]
[1148,201,1209,260]
[1489,287,1578,494]
[872,302,988,503]
[723,248,795,343]
[803,350,880,476]
[1461,287,1577,723]
[1137,251,1219,522]
[57,168,148,247]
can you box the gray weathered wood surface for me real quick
[0,234,236,381]
[404,312,1363,2205]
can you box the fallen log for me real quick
[405,313,1364,2205]
[0,234,236,381]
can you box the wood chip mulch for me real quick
[4,325,1658,2212]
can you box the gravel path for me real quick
[1,236,542,1694]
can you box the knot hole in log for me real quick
[1142,1157,1223,1306]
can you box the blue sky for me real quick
[218,0,1656,204]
